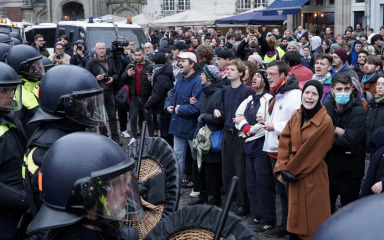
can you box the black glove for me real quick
[198,113,207,123]
[280,170,297,183]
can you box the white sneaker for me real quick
[121,130,131,138]
[189,190,200,198]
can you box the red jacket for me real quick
[289,65,313,90]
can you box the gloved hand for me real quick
[242,124,252,137]
[198,113,207,123]
[280,170,297,183]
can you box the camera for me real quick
[103,75,109,81]
[56,55,61,59]
[77,45,83,51]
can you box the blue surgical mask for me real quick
[334,93,350,105]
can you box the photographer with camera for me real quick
[49,41,71,65]
[237,28,260,61]
[110,38,132,139]
[85,42,121,145]
[70,40,91,68]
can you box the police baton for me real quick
[214,176,239,240]
[136,121,147,177]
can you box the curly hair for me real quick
[196,44,215,64]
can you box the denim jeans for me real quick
[173,135,193,175]
[129,97,154,138]
[99,90,119,140]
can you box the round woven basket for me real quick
[169,228,225,240]
[131,158,165,240]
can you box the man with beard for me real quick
[353,50,368,81]
[237,33,259,61]
[190,36,201,51]
[121,48,154,139]
[165,52,202,176]
[360,55,383,97]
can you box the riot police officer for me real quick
[7,45,45,139]
[0,62,29,239]
[23,65,107,217]
[27,132,143,239]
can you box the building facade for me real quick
[0,0,368,35]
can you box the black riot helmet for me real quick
[0,33,13,46]
[312,194,384,240]
[41,56,54,72]
[0,43,11,62]
[0,62,22,112]
[9,32,21,41]
[29,65,106,127]
[26,132,143,234]
[7,45,45,81]
[11,37,21,46]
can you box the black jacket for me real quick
[324,93,366,177]
[237,40,259,61]
[145,64,174,114]
[85,56,119,91]
[121,60,153,99]
[196,80,225,162]
[70,51,91,68]
[353,63,364,81]
[366,98,384,149]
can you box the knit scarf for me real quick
[192,125,212,171]
[375,94,384,103]
[362,73,377,84]
[311,72,331,84]
[270,76,288,96]
[220,67,227,79]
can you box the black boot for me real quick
[188,194,208,206]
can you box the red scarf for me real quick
[269,76,288,96]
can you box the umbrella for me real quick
[151,10,216,26]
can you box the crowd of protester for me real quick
[1,22,384,239]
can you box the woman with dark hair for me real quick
[233,69,274,232]
[322,39,330,54]
[274,80,334,240]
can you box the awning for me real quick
[215,11,286,26]
[263,0,309,16]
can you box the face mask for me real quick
[334,93,350,105]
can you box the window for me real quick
[237,0,251,11]
[329,0,335,4]
[178,0,190,11]
[355,0,364,2]
[254,0,268,8]
[316,0,323,5]
[162,0,175,11]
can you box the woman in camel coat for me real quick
[274,80,334,240]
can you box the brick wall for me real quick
[4,7,22,22]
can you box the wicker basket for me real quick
[169,228,225,240]
[131,158,165,240]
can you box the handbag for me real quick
[210,128,223,153]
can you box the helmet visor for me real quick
[21,58,45,80]
[63,90,106,127]
[85,170,143,222]
[0,84,22,111]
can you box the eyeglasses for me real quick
[264,72,279,78]
[129,43,135,46]
[56,47,64,50]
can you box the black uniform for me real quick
[0,112,27,239]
